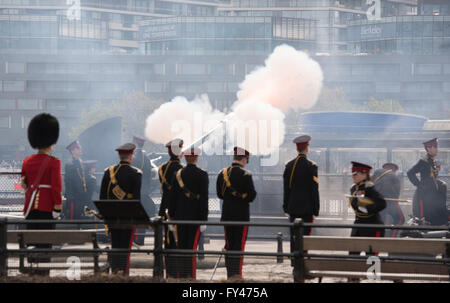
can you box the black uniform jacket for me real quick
[350,180,386,224]
[168,164,209,221]
[158,157,183,217]
[64,157,89,202]
[100,161,142,201]
[283,154,320,217]
[217,162,257,222]
[407,155,447,223]
[132,148,153,195]
[372,168,401,200]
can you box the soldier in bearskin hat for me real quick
[21,113,62,274]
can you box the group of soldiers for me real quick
[20,112,448,279]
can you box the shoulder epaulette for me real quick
[309,159,318,167]
[365,181,374,187]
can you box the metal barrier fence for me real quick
[0,217,449,282]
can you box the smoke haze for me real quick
[144,44,323,155]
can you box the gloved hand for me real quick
[357,206,368,213]
[200,225,207,232]
[52,211,61,219]
[351,198,358,208]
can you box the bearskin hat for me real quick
[27,113,59,149]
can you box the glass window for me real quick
[0,99,16,110]
[17,99,42,110]
[376,82,401,93]
[145,81,165,92]
[207,82,225,92]
[178,64,206,75]
[6,62,25,74]
[46,99,68,111]
[0,116,10,128]
[443,82,450,93]
[415,64,441,75]
[3,81,24,92]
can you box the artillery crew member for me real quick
[21,113,62,274]
[407,138,448,226]
[168,146,209,279]
[131,135,155,245]
[349,162,386,239]
[64,140,89,220]
[283,135,319,268]
[372,163,404,237]
[99,143,142,275]
[158,138,184,278]
[217,146,257,279]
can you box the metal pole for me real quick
[292,218,305,283]
[151,216,164,280]
[277,232,283,263]
[0,218,8,277]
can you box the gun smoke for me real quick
[144,44,323,155]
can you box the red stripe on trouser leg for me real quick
[126,229,135,276]
[70,202,74,220]
[374,231,381,256]
[191,227,201,280]
[309,218,314,236]
[239,226,248,279]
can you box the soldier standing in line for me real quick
[407,138,448,226]
[83,160,98,210]
[372,162,404,237]
[20,113,62,275]
[99,143,142,275]
[283,135,320,270]
[64,140,89,220]
[131,135,155,246]
[217,147,257,280]
[158,138,184,279]
[168,146,209,279]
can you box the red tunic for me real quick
[21,153,62,214]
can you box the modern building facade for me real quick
[0,0,449,160]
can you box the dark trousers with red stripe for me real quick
[288,215,313,266]
[163,225,179,278]
[224,225,248,279]
[177,225,201,279]
[350,220,384,256]
[110,228,135,275]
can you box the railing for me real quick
[0,217,449,282]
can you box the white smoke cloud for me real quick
[144,44,322,157]
[144,94,225,146]
[236,44,323,112]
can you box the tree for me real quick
[359,97,404,113]
[69,91,165,151]
[311,86,354,112]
